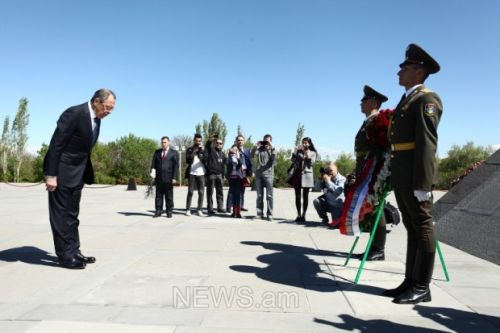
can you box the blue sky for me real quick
[1,0,499,159]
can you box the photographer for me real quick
[313,163,346,225]
[205,134,226,215]
[226,145,244,218]
[251,134,276,221]
[185,133,206,216]
[291,137,317,222]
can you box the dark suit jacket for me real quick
[389,86,442,191]
[151,148,179,183]
[44,102,98,187]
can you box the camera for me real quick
[320,167,333,176]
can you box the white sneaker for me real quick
[185,210,191,216]
[197,210,205,217]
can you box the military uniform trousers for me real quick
[394,188,436,287]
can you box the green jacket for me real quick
[389,85,443,191]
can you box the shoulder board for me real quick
[420,88,434,94]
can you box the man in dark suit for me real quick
[44,88,116,269]
[150,136,179,218]
[386,44,443,304]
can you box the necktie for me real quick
[92,118,100,144]
[162,150,166,160]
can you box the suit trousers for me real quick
[255,175,274,217]
[206,174,223,211]
[394,189,436,285]
[48,183,83,260]
[155,181,174,213]
[186,174,205,210]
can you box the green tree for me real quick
[437,141,494,189]
[11,98,30,182]
[274,148,293,187]
[196,113,228,145]
[32,143,48,182]
[107,134,157,184]
[91,142,116,184]
[0,116,10,180]
[335,152,356,177]
[294,123,305,147]
[234,124,253,149]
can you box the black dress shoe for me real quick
[59,257,86,269]
[166,213,172,218]
[217,209,225,213]
[393,286,431,304]
[365,249,385,261]
[153,211,161,218]
[75,253,96,264]
[383,279,411,297]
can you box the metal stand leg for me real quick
[436,239,450,281]
[353,195,386,284]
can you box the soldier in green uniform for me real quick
[349,85,389,260]
[385,44,442,304]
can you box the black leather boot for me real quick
[393,283,431,304]
[382,278,411,297]
[367,225,386,260]
[393,252,435,304]
[366,248,385,261]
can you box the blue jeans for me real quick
[255,175,274,217]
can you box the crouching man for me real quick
[313,163,346,225]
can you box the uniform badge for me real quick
[424,104,436,116]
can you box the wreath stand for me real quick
[342,187,450,284]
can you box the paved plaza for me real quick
[0,183,499,332]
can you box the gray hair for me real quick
[91,88,116,103]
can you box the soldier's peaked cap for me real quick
[362,85,388,103]
[400,43,440,74]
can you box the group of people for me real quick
[43,43,443,307]
[149,133,259,219]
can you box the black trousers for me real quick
[155,181,174,213]
[394,189,436,285]
[206,174,223,211]
[186,175,205,210]
[372,210,387,251]
[48,183,83,260]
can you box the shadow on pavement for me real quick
[314,306,500,333]
[416,305,500,333]
[230,241,383,295]
[314,315,446,333]
[117,211,154,217]
[0,246,58,267]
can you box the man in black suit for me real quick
[44,88,116,269]
[150,136,179,218]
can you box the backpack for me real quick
[384,201,401,226]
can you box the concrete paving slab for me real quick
[0,184,499,332]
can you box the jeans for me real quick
[206,174,223,212]
[255,175,274,217]
[186,174,205,210]
[313,194,342,220]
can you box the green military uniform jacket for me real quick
[389,85,442,191]
[354,113,378,176]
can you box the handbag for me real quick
[285,165,295,183]
[241,176,252,187]
[384,201,401,226]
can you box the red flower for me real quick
[367,109,394,149]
